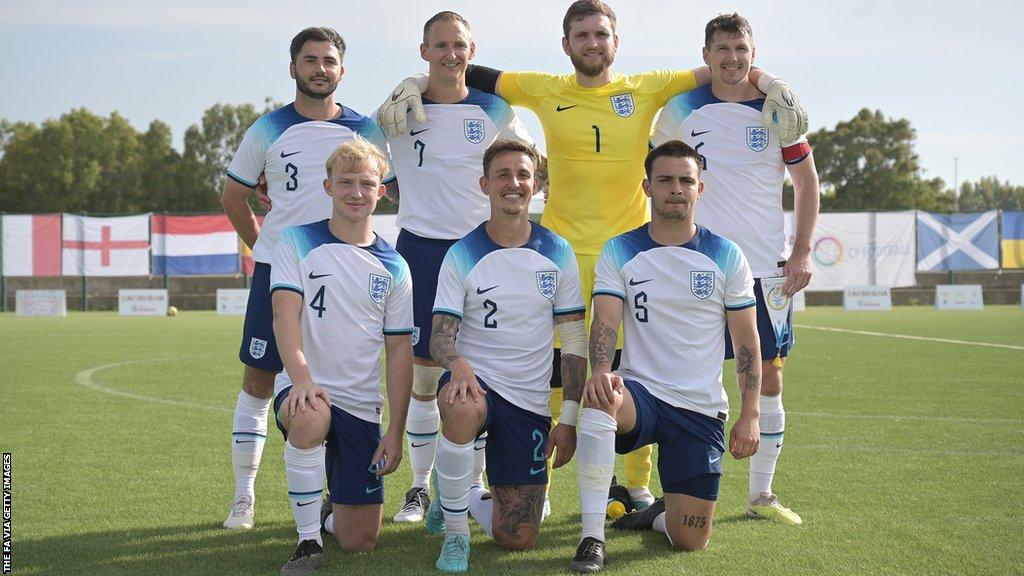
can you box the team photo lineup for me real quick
[221,1,818,574]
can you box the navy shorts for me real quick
[616,380,726,501]
[238,262,283,372]
[396,229,458,359]
[725,278,795,361]
[274,387,385,505]
[438,373,551,486]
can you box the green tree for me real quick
[957,177,1024,211]
[810,108,955,211]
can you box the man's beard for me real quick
[569,50,613,78]
[296,75,338,100]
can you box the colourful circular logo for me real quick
[813,236,843,267]
[766,284,788,311]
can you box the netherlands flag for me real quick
[152,215,240,275]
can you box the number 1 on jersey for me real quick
[592,125,601,153]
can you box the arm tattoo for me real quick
[493,485,545,543]
[735,345,760,393]
[560,353,586,403]
[429,315,462,369]
[588,319,617,371]
[384,180,400,203]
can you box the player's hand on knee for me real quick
[547,423,577,468]
[286,382,330,417]
[377,75,428,138]
[445,359,485,406]
[583,371,623,409]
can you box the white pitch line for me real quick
[796,324,1024,351]
[794,444,1024,458]
[74,357,232,414]
[789,411,1022,425]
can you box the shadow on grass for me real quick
[16,515,694,575]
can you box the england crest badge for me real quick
[536,271,557,299]
[746,126,769,152]
[368,273,391,303]
[690,271,715,300]
[610,93,634,117]
[412,327,421,346]
[249,337,268,359]
[464,119,485,144]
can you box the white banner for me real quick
[843,286,893,311]
[935,285,983,310]
[786,211,916,291]
[118,289,168,316]
[15,290,67,316]
[62,214,151,277]
[217,289,250,315]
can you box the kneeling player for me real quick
[570,141,762,573]
[427,140,586,573]
[271,140,413,575]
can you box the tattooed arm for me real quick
[582,295,625,410]
[429,313,485,405]
[548,312,585,468]
[725,306,761,459]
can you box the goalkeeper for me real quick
[377,0,808,525]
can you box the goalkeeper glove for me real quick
[756,72,808,147]
[377,74,428,138]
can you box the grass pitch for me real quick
[1,306,1022,575]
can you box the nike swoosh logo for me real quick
[410,128,429,136]
[628,278,652,286]
[690,130,711,137]
[555,105,578,112]
[476,285,498,294]
[365,485,383,494]
[708,455,721,464]
[280,150,301,158]
[309,272,332,280]
[296,500,318,507]
[474,446,485,451]
[529,466,546,475]
[234,440,256,444]
[411,442,430,448]
[775,443,783,448]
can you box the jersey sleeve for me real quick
[723,243,756,310]
[383,257,414,335]
[650,95,687,147]
[553,248,585,317]
[495,102,535,146]
[432,245,467,319]
[359,117,397,184]
[269,228,303,295]
[592,240,626,301]
[648,69,698,107]
[225,121,266,188]
[497,71,553,108]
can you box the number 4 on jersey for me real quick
[309,285,326,318]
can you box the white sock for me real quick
[473,433,488,486]
[407,396,440,489]
[750,394,785,501]
[468,484,493,537]
[652,512,673,546]
[324,513,334,534]
[231,390,270,501]
[577,408,617,542]
[436,435,474,535]
[284,440,325,545]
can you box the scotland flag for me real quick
[916,211,999,271]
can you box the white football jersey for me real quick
[433,223,585,416]
[383,88,533,240]
[227,104,392,263]
[270,220,413,423]
[594,224,755,419]
[652,85,811,277]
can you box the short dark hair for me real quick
[704,13,753,47]
[423,11,471,43]
[562,0,617,37]
[290,27,346,62]
[645,141,703,179]
[482,139,539,177]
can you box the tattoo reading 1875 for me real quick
[681,514,707,528]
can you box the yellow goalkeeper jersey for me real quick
[499,70,697,255]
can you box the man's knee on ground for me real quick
[335,529,378,552]
[669,532,709,553]
[493,528,539,551]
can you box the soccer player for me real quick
[569,141,761,572]
[651,13,819,525]
[384,11,535,524]
[270,139,412,575]
[378,0,804,509]
[220,27,392,530]
[428,140,587,573]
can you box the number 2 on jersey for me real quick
[483,299,498,329]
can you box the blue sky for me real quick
[2,0,1021,190]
